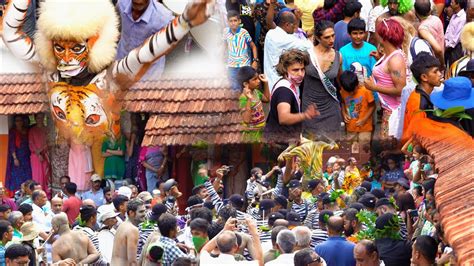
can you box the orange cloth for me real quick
[341,86,375,132]
[402,88,429,144]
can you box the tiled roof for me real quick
[0,73,49,114]
[126,76,248,146]
[411,117,474,265]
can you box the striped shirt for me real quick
[137,222,159,260]
[289,199,314,221]
[304,209,320,230]
[310,229,329,248]
[223,27,253,67]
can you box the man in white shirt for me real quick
[31,190,53,234]
[200,217,263,265]
[264,11,312,91]
[266,229,297,265]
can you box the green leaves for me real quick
[355,210,377,241]
[424,106,473,121]
[330,189,345,202]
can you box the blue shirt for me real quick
[116,0,174,80]
[81,189,105,207]
[0,244,5,266]
[315,236,356,266]
[334,21,351,51]
[340,41,377,76]
[382,169,405,182]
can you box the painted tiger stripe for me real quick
[169,23,177,43]
[148,35,155,57]
[13,3,28,13]
[5,21,22,30]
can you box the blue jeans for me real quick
[146,171,158,194]
[228,67,242,92]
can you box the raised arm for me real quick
[112,0,212,81]
[2,0,39,63]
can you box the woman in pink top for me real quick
[28,113,51,197]
[365,18,407,139]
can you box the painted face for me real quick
[53,40,89,78]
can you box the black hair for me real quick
[189,207,213,224]
[190,218,209,234]
[343,0,362,17]
[347,18,366,34]
[422,179,436,194]
[64,182,77,195]
[237,66,258,88]
[342,208,359,221]
[18,204,33,216]
[227,10,240,20]
[454,0,467,9]
[414,185,423,197]
[103,186,112,194]
[340,71,359,92]
[208,222,224,239]
[112,195,129,211]
[172,257,197,266]
[79,205,97,223]
[294,248,317,266]
[127,199,144,214]
[59,175,71,183]
[31,190,43,202]
[414,0,431,16]
[0,220,11,239]
[324,0,337,10]
[187,195,204,208]
[4,243,30,261]
[0,204,11,213]
[271,226,287,245]
[396,192,416,212]
[28,181,39,192]
[191,185,205,196]
[314,20,335,38]
[158,213,177,238]
[415,235,438,263]
[410,52,441,83]
[318,210,334,227]
[217,205,237,223]
[148,244,164,263]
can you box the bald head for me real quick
[354,240,379,265]
[278,11,297,34]
[216,231,238,254]
[82,199,96,208]
[414,0,431,17]
[327,216,344,235]
[52,213,69,232]
[51,197,63,214]
[273,219,289,228]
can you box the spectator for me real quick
[129,185,139,200]
[28,113,50,198]
[189,218,209,252]
[97,208,119,264]
[415,0,445,67]
[20,222,42,266]
[313,0,347,24]
[0,206,11,221]
[381,157,404,191]
[156,213,192,265]
[334,0,362,51]
[136,203,166,259]
[263,225,287,263]
[294,247,325,266]
[226,0,256,43]
[302,20,343,139]
[445,0,467,68]
[113,194,129,223]
[307,210,331,248]
[102,134,126,181]
[353,240,383,266]
[411,235,438,265]
[303,179,326,202]
[315,216,356,265]
[7,212,23,243]
[266,229,297,265]
[263,11,312,90]
[73,205,100,254]
[264,49,319,143]
[191,185,208,200]
[142,145,168,193]
[224,11,258,91]
[17,205,32,223]
[0,221,13,264]
[238,67,270,142]
[375,198,408,240]
[137,191,153,211]
[116,0,173,80]
[61,182,82,225]
[365,18,407,139]
[293,226,312,250]
[374,213,412,265]
[342,208,362,242]
[31,190,52,234]
[340,70,375,152]
[340,18,377,79]
[6,115,32,193]
[0,184,16,212]
[82,174,105,207]
[50,197,63,215]
[4,244,30,266]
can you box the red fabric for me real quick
[62,196,82,225]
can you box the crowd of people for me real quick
[1,0,473,265]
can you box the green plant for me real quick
[423,106,473,121]
[355,210,377,241]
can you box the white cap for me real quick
[117,186,132,199]
[99,208,119,223]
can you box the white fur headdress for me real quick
[461,22,474,52]
[35,0,120,73]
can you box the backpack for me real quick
[410,36,434,61]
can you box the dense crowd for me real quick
[1,0,473,265]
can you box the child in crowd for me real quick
[223,11,258,91]
[340,71,375,153]
[238,66,270,142]
[340,18,377,82]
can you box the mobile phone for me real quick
[409,209,418,217]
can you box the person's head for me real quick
[51,213,69,235]
[216,231,239,254]
[387,0,400,15]
[17,205,32,222]
[327,216,344,236]
[288,180,303,200]
[343,0,362,18]
[217,205,237,224]
[227,10,241,31]
[324,0,338,9]
[0,184,6,199]
[32,190,47,207]
[158,213,178,238]
[386,157,398,170]
[59,176,71,190]
[113,195,129,214]
[314,20,335,48]
[451,0,467,11]
[340,70,359,94]
[127,199,145,224]
[190,218,209,252]
[64,182,77,196]
[4,244,30,266]
[276,49,309,85]
[79,205,97,226]
[51,197,63,214]
[347,18,366,46]
[270,226,287,248]
[376,18,404,48]
[307,179,325,195]
[276,229,297,254]
[414,0,431,17]
[354,240,380,266]
[410,52,442,87]
[375,213,400,238]
[90,174,102,191]
[0,220,13,243]
[358,193,377,210]
[278,11,297,34]
[397,191,416,213]
[103,186,113,204]
[0,205,11,221]
[342,208,360,237]
[294,248,324,266]
[172,257,197,266]
[8,212,23,230]
[129,185,138,199]
[274,195,288,211]
[12,115,25,130]
[375,198,396,216]
[228,194,245,211]
[292,226,312,249]
[132,0,150,15]
[189,207,213,224]
[413,186,423,198]
[238,66,259,90]
[191,185,208,200]
[412,235,438,265]
[412,145,424,160]
[28,182,40,194]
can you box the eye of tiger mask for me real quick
[53,40,89,78]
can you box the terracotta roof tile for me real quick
[0,73,48,114]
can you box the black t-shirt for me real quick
[226,0,256,40]
[264,86,302,143]
[375,238,412,266]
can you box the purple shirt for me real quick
[116,0,174,80]
[0,197,17,211]
[445,9,466,48]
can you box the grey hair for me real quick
[276,229,296,253]
[292,226,312,248]
[8,211,23,226]
[217,231,238,253]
